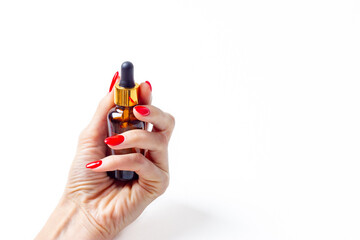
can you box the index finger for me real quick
[138,81,152,105]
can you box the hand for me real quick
[36,77,175,240]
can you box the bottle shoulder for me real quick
[107,105,142,125]
[107,106,123,119]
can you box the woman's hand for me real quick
[36,77,175,240]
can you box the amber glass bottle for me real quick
[107,61,144,181]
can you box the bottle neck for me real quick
[114,83,140,107]
[115,104,136,112]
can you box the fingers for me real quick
[138,82,152,105]
[133,105,175,136]
[104,129,169,170]
[83,80,151,136]
[89,154,165,182]
[106,130,167,151]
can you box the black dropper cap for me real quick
[119,61,135,88]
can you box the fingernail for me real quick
[104,135,125,146]
[86,160,102,169]
[109,71,119,92]
[134,106,150,116]
[145,81,152,91]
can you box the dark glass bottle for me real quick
[107,105,144,180]
[106,61,144,181]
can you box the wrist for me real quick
[35,195,108,240]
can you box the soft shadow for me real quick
[115,201,213,240]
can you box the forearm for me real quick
[35,196,107,240]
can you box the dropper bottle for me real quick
[107,61,145,181]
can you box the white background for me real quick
[0,0,360,239]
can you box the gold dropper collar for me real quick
[114,81,139,107]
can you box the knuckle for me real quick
[158,132,169,147]
[170,114,175,125]
[132,153,146,165]
[109,155,118,162]
[107,155,119,166]
[158,173,170,195]
[167,113,176,128]
[129,130,142,143]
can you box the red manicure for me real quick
[86,160,102,169]
[104,135,125,146]
[134,106,150,116]
[109,71,119,92]
[145,81,152,91]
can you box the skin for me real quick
[36,78,175,240]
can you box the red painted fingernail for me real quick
[134,106,150,116]
[145,81,152,91]
[104,135,125,146]
[86,160,102,169]
[109,71,119,92]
